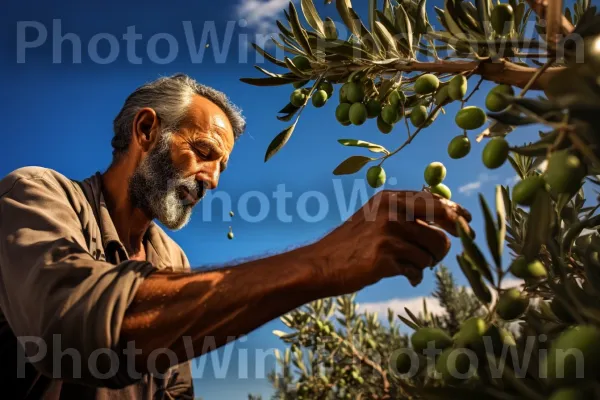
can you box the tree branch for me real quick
[525,0,574,36]
[323,59,563,91]
[385,60,562,91]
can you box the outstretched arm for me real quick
[121,244,323,373]
[121,190,473,373]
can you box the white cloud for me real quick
[358,296,444,320]
[236,0,296,33]
[458,173,497,196]
[458,181,482,196]
[357,278,524,324]
[504,175,520,186]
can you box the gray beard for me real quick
[128,133,205,230]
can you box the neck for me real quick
[101,158,151,257]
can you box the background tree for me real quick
[241,0,600,398]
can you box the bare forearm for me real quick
[120,244,324,371]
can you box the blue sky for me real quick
[0,0,545,398]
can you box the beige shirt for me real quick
[0,167,193,399]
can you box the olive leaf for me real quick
[272,330,298,340]
[265,122,297,162]
[457,254,492,304]
[368,0,377,33]
[336,0,360,38]
[442,0,467,37]
[523,189,554,261]
[397,314,420,330]
[284,57,312,78]
[347,8,382,55]
[333,155,374,175]
[415,0,428,34]
[278,102,300,114]
[434,7,451,32]
[270,36,306,56]
[395,3,414,55]
[324,17,338,39]
[377,78,398,102]
[279,33,305,54]
[514,1,526,31]
[487,109,537,126]
[496,185,507,255]
[507,155,524,179]
[373,21,400,56]
[376,11,411,54]
[338,139,390,154]
[277,110,300,122]
[251,43,287,67]
[276,20,295,39]
[451,0,482,35]
[240,75,299,86]
[510,141,552,157]
[457,220,494,284]
[479,194,502,268]
[308,37,374,60]
[500,185,512,220]
[475,0,492,34]
[288,2,314,57]
[383,0,393,22]
[404,307,423,326]
[300,0,325,36]
[254,65,288,79]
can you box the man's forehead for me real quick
[183,95,234,148]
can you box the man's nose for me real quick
[197,164,219,190]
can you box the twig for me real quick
[386,101,446,159]
[403,107,412,140]
[569,131,600,170]
[463,76,485,104]
[525,0,574,35]
[331,331,397,399]
[517,58,554,98]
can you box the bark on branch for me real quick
[379,60,563,91]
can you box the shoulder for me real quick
[0,167,75,198]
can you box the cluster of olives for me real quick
[511,149,587,207]
[334,80,388,128]
[423,162,451,200]
[398,318,598,398]
[288,56,335,109]
[396,317,516,382]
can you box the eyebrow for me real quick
[192,139,228,172]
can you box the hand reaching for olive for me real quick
[310,190,473,296]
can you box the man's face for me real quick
[129,95,235,230]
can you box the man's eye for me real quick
[194,148,210,158]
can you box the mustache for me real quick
[176,179,208,204]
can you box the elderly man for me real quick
[0,74,471,399]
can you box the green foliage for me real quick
[239,0,600,398]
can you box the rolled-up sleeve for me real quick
[0,173,157,388]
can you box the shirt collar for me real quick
[78,171,171,267]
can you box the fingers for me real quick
[388,191,474,238]
[377,240,434,281]
[389,220,451,264]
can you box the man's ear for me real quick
[132,108,161,153]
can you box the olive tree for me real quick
[240,0,600,398]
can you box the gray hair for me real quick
[111,73,246,159]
